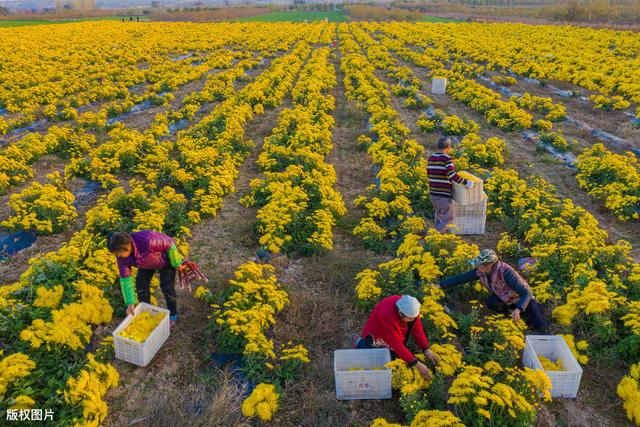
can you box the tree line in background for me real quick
[343,4,423,21]
[392,0,640,26]
[153,5,271,21]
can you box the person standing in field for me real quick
[351,295,439,381]
[437,249,548,333]
[107,230,187,327]
[427,136,473,233]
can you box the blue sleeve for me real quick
[439,268,478,289]
[504,269,532,311]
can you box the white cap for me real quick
[396,295,421,318]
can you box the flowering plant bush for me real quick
[2,173,77,235]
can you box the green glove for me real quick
[120,276,137,306]
[167,242,184,269]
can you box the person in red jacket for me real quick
[351,295,439,381]
[108,230,187,327]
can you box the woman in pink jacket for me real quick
[107,230,186,327]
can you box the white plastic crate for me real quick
[522,335,583,398]
[452,173,484,205]
[113,302,170,367]
[334,349,392,400]
[451,215,486,235]
[454,193,488,216]
[431,77,447,95]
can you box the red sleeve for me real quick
[446,159,466,184]
[387,330,417,365]
[411,318,430,350]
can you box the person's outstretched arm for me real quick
[438,268,478,290]
[446,157,467,185]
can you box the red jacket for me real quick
[361,295,430,365]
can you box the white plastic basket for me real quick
[452,173,484,205]
[451,215,486,235]
[454,194,487,216]
[334,349,392,400]
[113,302,170,367]
[522,335,583,398]
[431,77,447,95]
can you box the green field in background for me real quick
[235,11,463,23]
[420,15,464,22]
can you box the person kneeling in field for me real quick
[351,295,439,381]
[108,230,187,328]
[437,249,548,333]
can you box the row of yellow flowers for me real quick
[337,23,432,254]
[194,39,350,422]
[574,143,640,221]
[195,262,309,422]
[241,47,346,255]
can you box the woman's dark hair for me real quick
[107,232,132,253]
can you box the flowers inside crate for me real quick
[523,335,583,398]
[538,356,565,371]
[452,171,484,205]
[116,310,166,343]
[113,303,170,367]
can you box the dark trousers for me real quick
[136,266,178,317]
[486,294,548,333]
[356,334,375,349]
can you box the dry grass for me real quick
[139,369,251,427]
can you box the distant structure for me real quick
[55,0,97,12]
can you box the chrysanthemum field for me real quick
[0,20,639,426]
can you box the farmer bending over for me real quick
[427,136,473,233]
[352,295,439,381]
[437,249,548,333]
[108,230,186,327]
